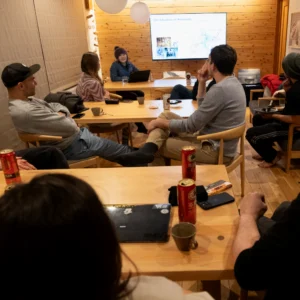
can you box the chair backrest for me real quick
[18,133,62,148]
[197,123,246,165]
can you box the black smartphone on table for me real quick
[197,192,235,210]
[72,113,85,119]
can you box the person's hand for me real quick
[261,113,274,119]
[16,157,36,170]
[282,78,293,93]
[147,119,159,133]
[147,118,169,133]
[198,64,210,83]
[239,192,267,219]
[104,90,110,99]
[58,111,66,117]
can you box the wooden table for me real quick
[76,99,197,124]
[104,79,195,92]
[0,165,238,299]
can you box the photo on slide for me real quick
[156,37,172,47]
[150,13,226,60]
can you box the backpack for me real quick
[44,92,88,114]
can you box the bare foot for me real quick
[252,154,263,161]
[258,161,275,168]
[258,155,281,168]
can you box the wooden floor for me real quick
[97,108,300,299]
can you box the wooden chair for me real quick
[88,123,133,146]
[197,123,246,196]
[87,93,133,146]
[282,124,300,173]
[249,88,285,123]
[18,133,100,169]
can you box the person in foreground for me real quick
[0,173,213,300]
[246,52,300,168]
[0,147,69,170]
[233,192,299,299]
[1,63,152,166]
[118,44,246,165]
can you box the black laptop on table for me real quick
[106,204,171,243]
[128,70,151,83]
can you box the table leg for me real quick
[202,280,221,300]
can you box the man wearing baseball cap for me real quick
[1,63,152,166]
[246,52,300,168]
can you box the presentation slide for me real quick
[150,13,227,60]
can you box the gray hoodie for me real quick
[9,97,79,150]
[169,76,246,157]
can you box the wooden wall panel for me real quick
[95,0,278,81]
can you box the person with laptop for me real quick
[118,44,246,166]
[0,173,213,300]
[1,63,152,166]
[110,46,145,101]
[110,46,148,133]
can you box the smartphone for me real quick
[197,192,234,210]
[169,99,182,104]
[72,113,85,119]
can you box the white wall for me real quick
[286,0,300,54]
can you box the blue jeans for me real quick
[63,128,132,162]
[170,84,193,100]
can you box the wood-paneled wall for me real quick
[95,0,278,81]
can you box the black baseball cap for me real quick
[1,63,40,88]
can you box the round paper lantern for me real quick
[95,0,128,14]
[130,2,150,24]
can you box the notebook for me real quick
[106,204,171,243]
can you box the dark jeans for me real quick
[246,114,295,163]
[16,147,69,169]
[170,84,192,100]
[257,201,290,235]
[115,90,144,100]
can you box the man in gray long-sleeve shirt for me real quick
[1,63,152,166]
[118,44,246,166]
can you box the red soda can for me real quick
[177,178,196,224]
[0,149,22,185]
[181,146,196,181]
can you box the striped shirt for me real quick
[76,73,105,102]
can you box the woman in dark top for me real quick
[246,52,300,168]
[110,46,145,101]
[110,46,147,133]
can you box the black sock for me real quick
[139,142,158,154]
[136,122,148,134]
[117,143,158,166]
